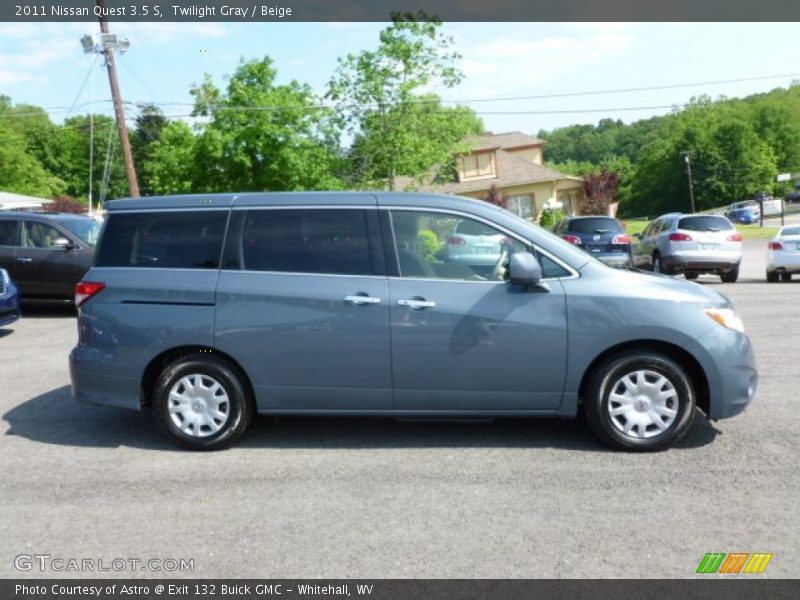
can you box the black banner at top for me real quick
[4,0,800,22]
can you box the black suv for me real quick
[0,212,101,302]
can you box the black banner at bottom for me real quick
[3,579,799,600]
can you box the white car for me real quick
[766,225,800,282]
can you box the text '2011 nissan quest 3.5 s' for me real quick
[69,193,757,451]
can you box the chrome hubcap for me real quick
[607,369,678,439]
[168,374,230,437]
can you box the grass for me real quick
[619,220,777,240]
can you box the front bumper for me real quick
[702,328,758,420]
[0,290,20,326]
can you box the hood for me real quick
[579,261,731,307]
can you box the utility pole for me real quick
[681,151,696,213]
[81,0,140,197]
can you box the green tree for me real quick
[0,120,64,197]
[328,14,482,189]
[142,121,198,195]
[190,57,344,192]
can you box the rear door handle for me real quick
[16,257,33,263]
[344,294,382,306]
[397,298,436,310]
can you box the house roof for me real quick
[396,147,581,195]
[470,131,546,151]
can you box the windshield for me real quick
[678,216,733,232]
[567,218,623,233]
[59,219,102,245]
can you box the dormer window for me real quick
[459,151,496,181]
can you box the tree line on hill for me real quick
[539,84,800,217]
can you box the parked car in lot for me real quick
[440,216,512,278]
[553,216,632,267]
[0,267,20,327]
[766,225,800,282]
[632,213,742,282]
[70,193,757,452]
[0,212,100,302]
[725,200,760,224]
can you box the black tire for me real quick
[583,350,696,452]
[780,272,792,282]
[720,267,739,283]
[652,253,672,275]
[766,270,779,283]
[153,354,254,450]
[684,271,699,280]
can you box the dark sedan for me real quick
[0,212,101,302]
[553,216,633,267]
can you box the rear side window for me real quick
[567,218,623,234]
[0,220,19,246]
[240,209,374,275]
[678,216,733,232]
[95,211,227,269]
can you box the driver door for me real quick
[385,209,568,412]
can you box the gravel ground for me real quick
[1,239,797,579]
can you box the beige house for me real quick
[397,131,584,221]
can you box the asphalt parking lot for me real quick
[1,239,797,579]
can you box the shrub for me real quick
[538,208,565,230]
[417,229,443,262]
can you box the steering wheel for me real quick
[490,248,511,281]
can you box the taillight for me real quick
[669,232,693,242]
[75,281,105,307]
[727,232,743,242]
[612,234,632,244]
[562,235,582,245]
[769,241,784,250]
[446,236,466,246]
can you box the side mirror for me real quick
[632,232,642,239]
[508,252,542,286]
[52,237,76,250]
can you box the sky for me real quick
[0,21,799,141]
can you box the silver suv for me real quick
[632,213,742,282]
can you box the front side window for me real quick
[241,209,374,276]
[23,222,64,248]
[95,211,227,269]
[389,210,525,281]
[0,220,20,247]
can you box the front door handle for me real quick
[16,257,33,263]
[344,294,382,306]
[397,298,436,310]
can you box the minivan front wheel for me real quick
[153,354,254,450]
[583,351,696,451]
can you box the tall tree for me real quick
[131,103,168,196]
[190,57,344,192]
[328,14,482,189]
[142,121,197,195]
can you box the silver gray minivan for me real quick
[70,193,757,451]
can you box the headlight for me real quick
[706,307,745,333]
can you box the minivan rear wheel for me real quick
[153,354,254,450]
[583,351,696,451]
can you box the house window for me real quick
[507,194,535,220]
[557,189,580,215]
[460,152,495,180]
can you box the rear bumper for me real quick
[70,345,142,410]
[665,251,740,273]
[767,253,800,271]
[595,252,632,267]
